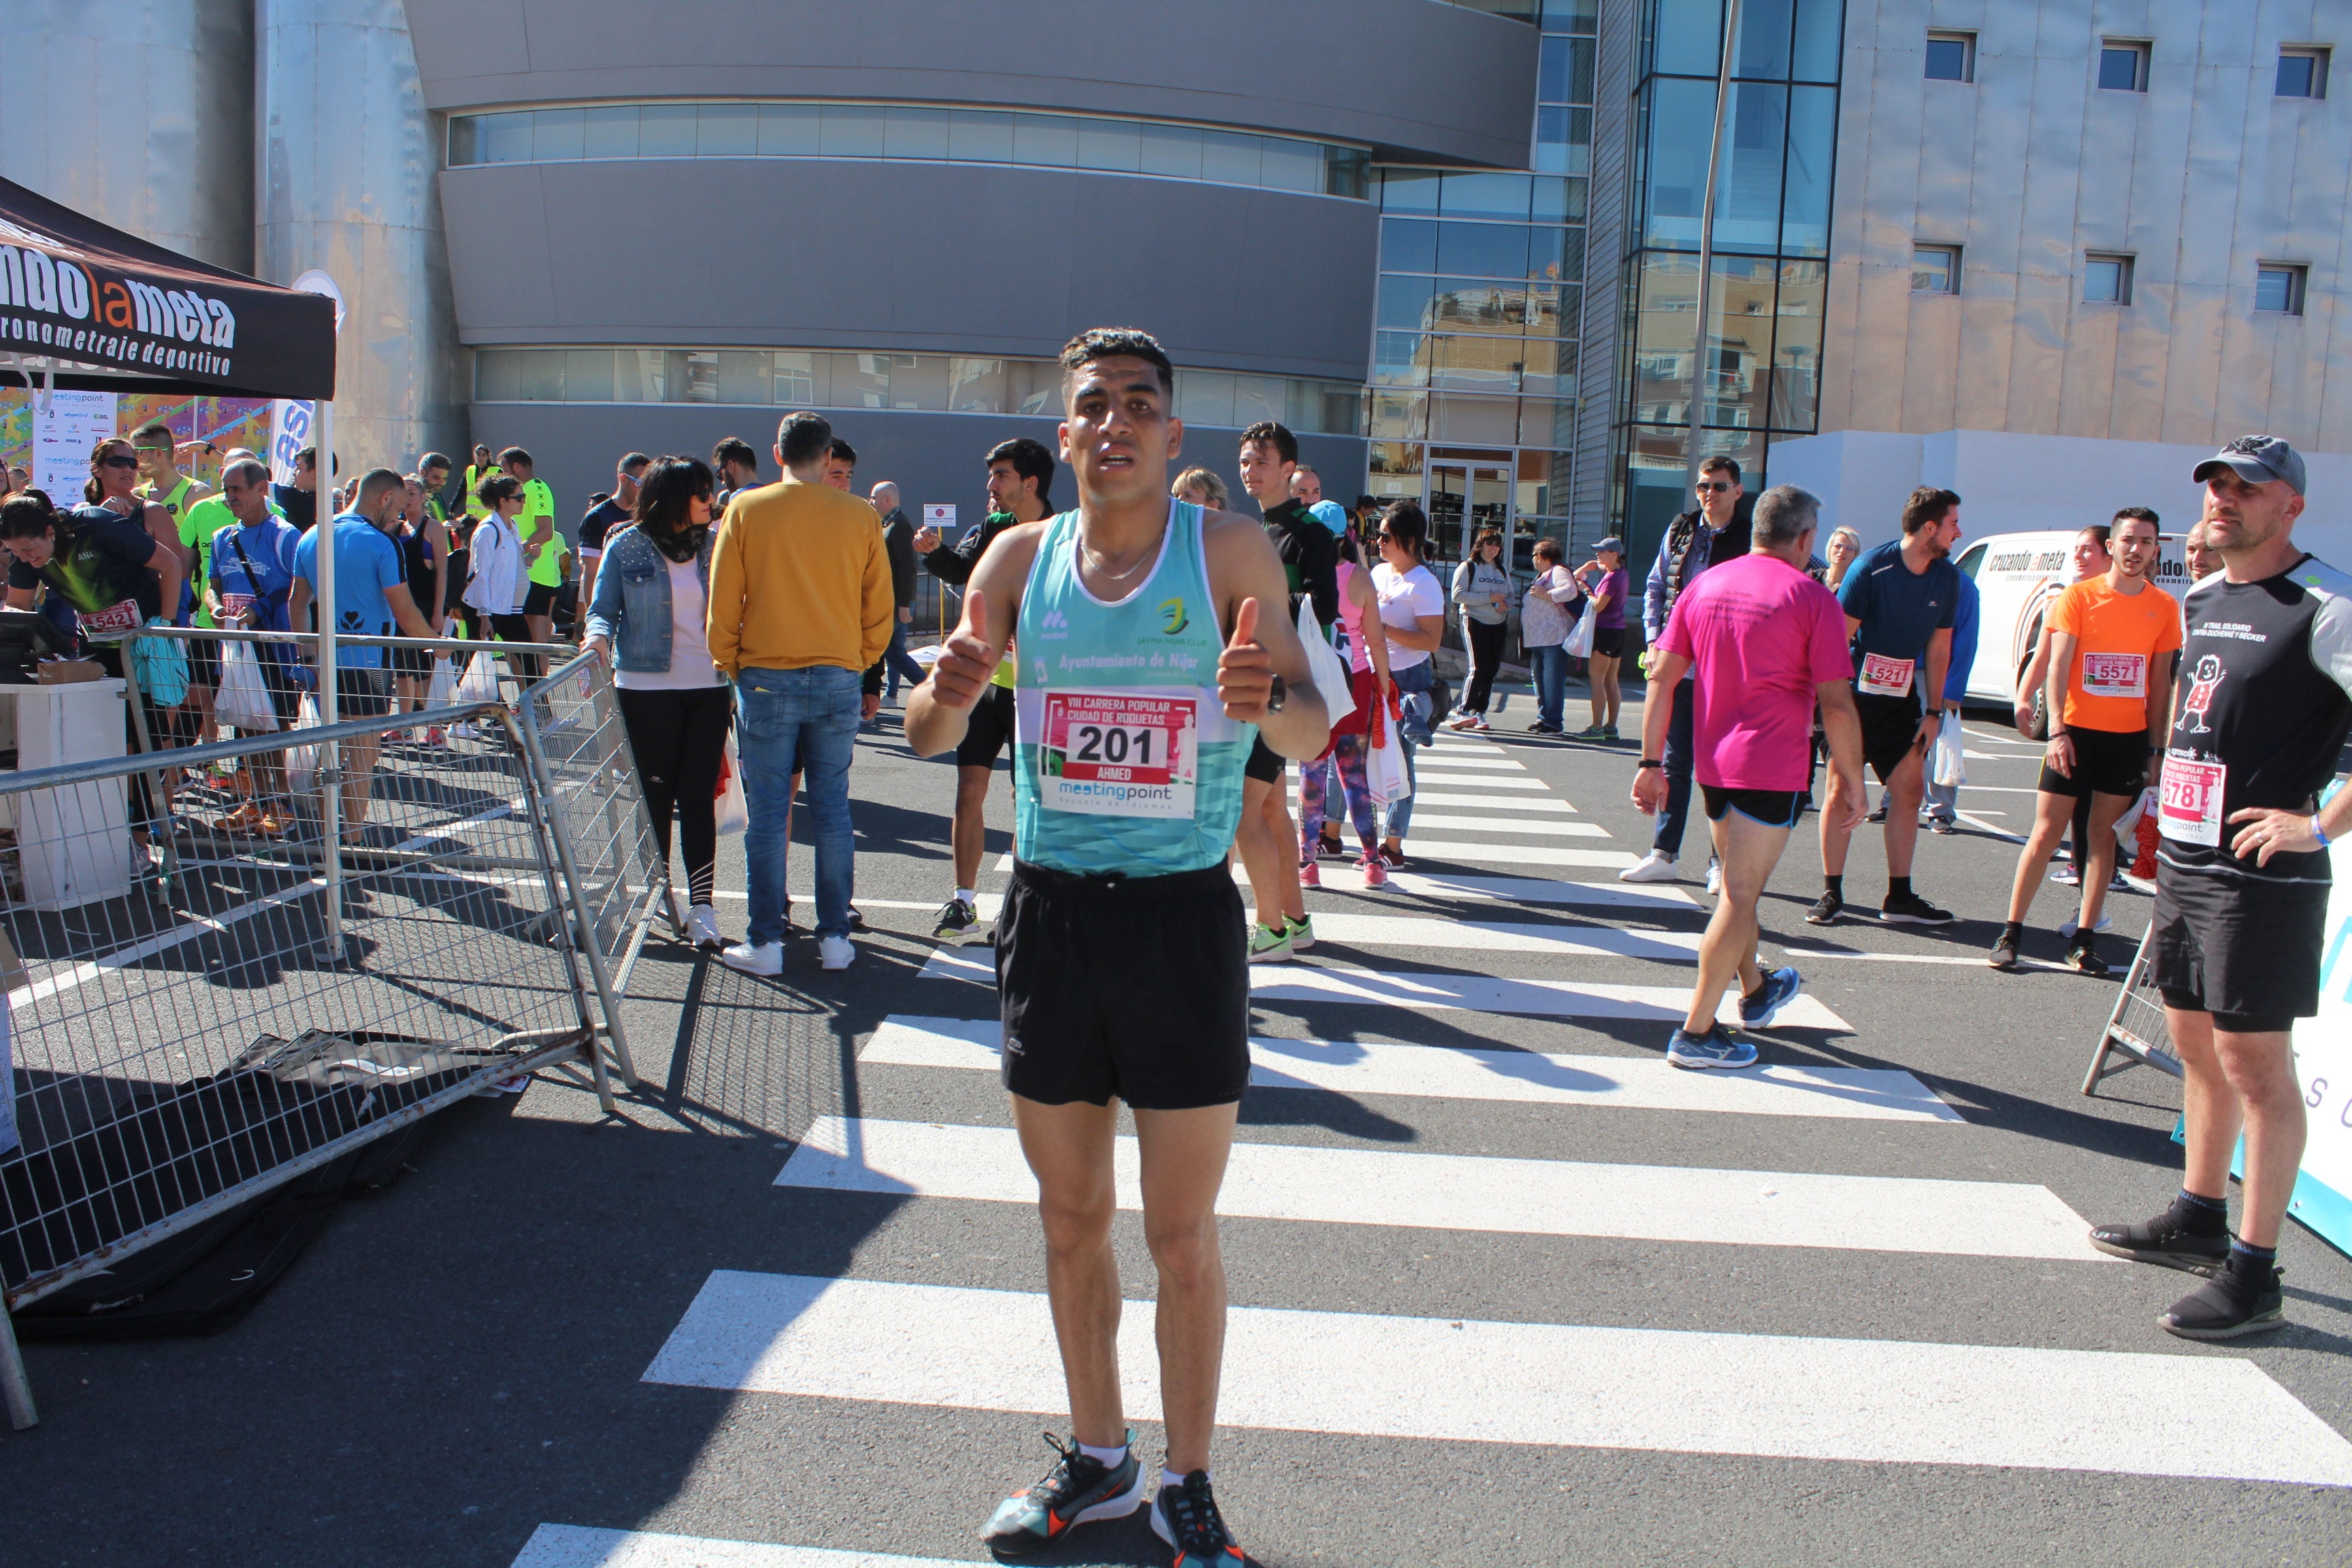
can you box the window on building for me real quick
[2278,48,2330,98]
[2083,253,2134,304]
[2255,265,2307,316]
[2098,41,2149,92]
[1925,31,1975,82]
[1912,245,1961,294]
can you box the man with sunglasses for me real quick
[133,422,220,745]
[1627,455,1753,885]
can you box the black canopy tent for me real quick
[0,174,335,401]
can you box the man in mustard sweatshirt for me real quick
[709,410,894,975]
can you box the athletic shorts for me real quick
[336,666,394,719]
[2039,725,2148,799]
[1855,689,1927,781]
[2151,863,2329,1031]
[522,581,558,618]
[1244,734,1286,785]
[391,644,436,679]
[996,858,1250,1111]
[1702,784,1806,830]
[1590,625,1626,659]
[186,634,220,690]
[955,684,1017,770]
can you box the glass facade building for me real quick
[1612,0,1844,556]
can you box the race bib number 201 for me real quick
[1041,690,1198,819]
[2159,755,2227,847]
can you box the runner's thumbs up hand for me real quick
[1217,595,1276,721]
[927,587,998,713]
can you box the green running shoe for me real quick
[982,1431,1146,1556]
[1285,913,1316,951]
[1247,922,1293,963]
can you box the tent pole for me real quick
[316,397,342,958]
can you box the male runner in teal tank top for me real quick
[907,327,1328,1567]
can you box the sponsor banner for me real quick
[29,388,115,495]
[2285,783,2352,1256]
[267,399,314,487]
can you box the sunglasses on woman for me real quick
[100,454,140,471]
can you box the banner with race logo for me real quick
[267,398,314,487]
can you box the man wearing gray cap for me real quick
[2090,435,2352,1341]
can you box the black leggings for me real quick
[1464,617,1507,713]
[488,612,542,683]
[615,685,731,906]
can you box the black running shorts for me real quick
[955,683,1017,770]
[996,858,1251,1111]
[1702,784,1806,830]
[1244,734,1285,785]
[1855,689,1927,781]
[2039,725,2148,799]
[2151,862,2329,1031]
[1590,625,1626,660]
[522,581,557,617]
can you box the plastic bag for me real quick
[714,730,749,835]
[284,693,325,794]
[1366,689,1413,805]
[2113,785,2155,847]
[425,656,457,707]
[1294,599,1355,728]
[455,650,506,706]
[1563,606,1597,659]
[1930,710,1966,789]
[215,640,279,732]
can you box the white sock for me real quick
[954,887,975,905]
[1160,1466,1208,1489]
[1077,1439,1128,1466]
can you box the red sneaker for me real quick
[1359,854,1390,889]
[1298,858,1322,889]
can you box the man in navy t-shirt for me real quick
[1809,486,1963,926]
[287,468,444,843]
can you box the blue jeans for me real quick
[881,618,926,699]
[1384,661,1435,840]
[735,664,862,943]
[1529,644,1570,730]
[1654,676,1695,857]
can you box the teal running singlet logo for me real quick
[1157,596,1190,636]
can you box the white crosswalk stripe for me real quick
[1247,912,1703,961]
[1402,790,1580,811]
[1384,771,1552,789]
[514,1529,940,1568]
[643,1273,2352,1486]
[1382,870,1697,907]
[777,1116,2096,1258]
[862,1015,1959,1120]
[1363,840,1639,868]
[1387,812,1612,838]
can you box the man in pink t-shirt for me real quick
[1634,485,1866,1069]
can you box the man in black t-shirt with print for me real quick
[576,452,649,610]
[2090,436,2352,1341]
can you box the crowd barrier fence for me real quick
[2082,920,2184,1093]
[0,627,672,1430]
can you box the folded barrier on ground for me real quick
[2082,919,2183,1093]
[0,628,672,1430]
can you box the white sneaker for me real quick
[720,940,783,976]
[1704,860,1722,897]
[1619,850,1680,883]
[819,934,855,971]
[2057,913,2114,938]
[687,903,723,949]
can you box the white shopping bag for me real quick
[215,640,279,732]
[455,649,506,706]
[1365,691,1413,805]
[284,693,325,794]
[714,730,749,836]
[1930,709,1965,789]
[1294,599,1355,726]
[425,655,457,707]
[2114,785,2157,847]
[1563,604,1597,660]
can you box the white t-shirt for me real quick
[1373,562,1445,671]
[615,557,722,690]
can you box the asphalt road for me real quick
[6,674,2351,1568]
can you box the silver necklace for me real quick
[1079,526,1163,583]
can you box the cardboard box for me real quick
[35,658,104,685]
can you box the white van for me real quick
[1954,529,2191,708]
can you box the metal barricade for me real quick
[511,649,679,1078]
[2082,920,2184,1092]
[0,655,617,1426]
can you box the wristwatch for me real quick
[1637,759,1663,770]
[1264,672,1286,714]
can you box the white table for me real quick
[0,678,133,909]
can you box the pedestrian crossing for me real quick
[519,728,2352,1566]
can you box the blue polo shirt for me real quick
[1838,539,1959,696]
[292,513,404,669]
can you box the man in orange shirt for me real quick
[1991,506,2180,975]
[708,411,894,976]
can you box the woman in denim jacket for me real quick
[583,455,729,950]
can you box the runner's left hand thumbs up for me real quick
[1216,595,1275,721]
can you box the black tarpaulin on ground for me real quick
[0,176,336,401]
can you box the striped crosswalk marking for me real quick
[1405,791,1581,811]
[1246,912,1702,962]
[514,1528,938,1568]
[1390,813,1612,838]
[1378,772,1552,789]
[1382,870,1697,908]
[862,1015,1959,1121]
[914,949,1850,1030]
[777,1116,2089,1257]
[643,1273,2352,1486]
[1367,840,1639,868]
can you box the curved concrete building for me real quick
[404,0,1540,517]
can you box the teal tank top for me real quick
[1013,501,1253,875]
